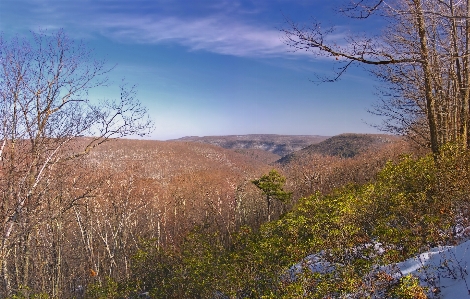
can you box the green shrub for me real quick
[100,147,470,298]
[389,274,427,299]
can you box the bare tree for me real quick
[283,0,470,154]
[0,30,152,297]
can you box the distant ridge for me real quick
[171,134,329,157]
[277,133,401,164]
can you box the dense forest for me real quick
[3,128,427,298]
[4,0,470,297]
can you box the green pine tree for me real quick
[252,170,292,221]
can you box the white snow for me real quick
[391,240,470,298]
[289,240,470,298]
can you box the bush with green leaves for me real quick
[87,147,470,298]
[227,150,465,297]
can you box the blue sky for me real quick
[0,0,383,140]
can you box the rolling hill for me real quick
[172,134,329,157]
[277,133,402,164]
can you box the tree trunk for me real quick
[267,196,271,222]
[449,0,469,148]
[1,244,11,296]
[466,0,470,148]
[414,0,439,154]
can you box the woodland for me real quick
[3,0,470,298]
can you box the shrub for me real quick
[91,146,470,298]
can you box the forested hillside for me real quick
[78,135,470,299]
[280,134,416,198]
[174,134,328,157]
[87,138,278,237]
[278,134,401,163]
[0,135,296,298]
[1,129,421,298]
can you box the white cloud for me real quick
[94,14,293,58]
[0,0,344,58]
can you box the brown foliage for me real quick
[283,137,418,199]
[1,134,415,297]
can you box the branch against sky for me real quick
[339,0,385,18]
[283,0,470,154]
[0,30,153,296]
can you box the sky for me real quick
[0,0,384,140]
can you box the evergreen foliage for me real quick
[252,170,292,204]
[252,170,292,221]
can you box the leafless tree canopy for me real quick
[283,0,470,154]
[0,30,152,297]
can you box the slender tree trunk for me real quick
[52,218,63,298]
[466,0,470,148]
[414,0,439,154]
[16,230,31,295]
[267,196,271,222]
[1,244,11,296]
[450,0,469,147]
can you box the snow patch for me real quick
[289,240,470,298]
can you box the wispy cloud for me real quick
[0,0,346,58]
[95,14,291,57]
